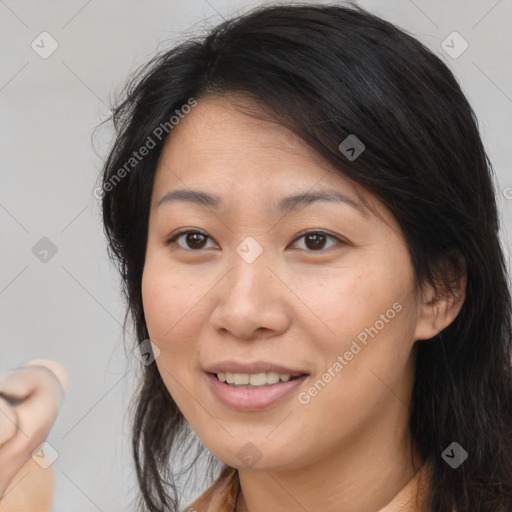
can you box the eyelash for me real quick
[165,229,345,252]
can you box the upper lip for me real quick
[205,361,309,377]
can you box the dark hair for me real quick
[98,2,512,511]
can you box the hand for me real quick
[0,360,68,504]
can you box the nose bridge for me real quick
[227,240,272,302]
[211,239,289,337]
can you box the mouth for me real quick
[212,371,304,389]
[205,364,309,411]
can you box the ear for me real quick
[413,250,467,341]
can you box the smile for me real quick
[215,371,299,388]
[206,371,308,411]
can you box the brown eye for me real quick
[166,230,215,250]
[184,232,208,249]
[292,231,341,251]
[166,229,343,252]
[304,233,327,250]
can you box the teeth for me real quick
[215,371,297,387]
[233,373,250,385]
[249,373,267,386]
[267,372,280,385]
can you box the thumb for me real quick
[21,360,69,394]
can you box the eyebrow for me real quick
[156,188,366,216]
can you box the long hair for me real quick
[98,3,512,511]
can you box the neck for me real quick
[236,402,422,512]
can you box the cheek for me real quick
[142,253,201,336]
[141,260,200,375]
[294,263,411,346]
[294,253,418,394]
[141,251,226,393]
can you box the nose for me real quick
[209,249,291,341]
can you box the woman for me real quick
[104,2,509,511]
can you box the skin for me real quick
[141,96,465,512]
[0,360,67,511]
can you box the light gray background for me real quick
[1,0,511,510]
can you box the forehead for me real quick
[149,96,401,235]
[153,96,362,198]
[165,95,306,152]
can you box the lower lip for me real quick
[206,373,308,412]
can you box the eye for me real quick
[290,230,343,251]
[165,229,344,252]
[165,230,217,250]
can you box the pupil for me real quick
[188,233,206,248]
[306,233,325,250]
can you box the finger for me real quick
[0,366,64,442]
[0,364,64,402]
[0,369,37,401]
[15,388,61,442]
[22,360,69,393]
[0,380,60,496]
[0,398,18,447]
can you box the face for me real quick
[141,96,427,472]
